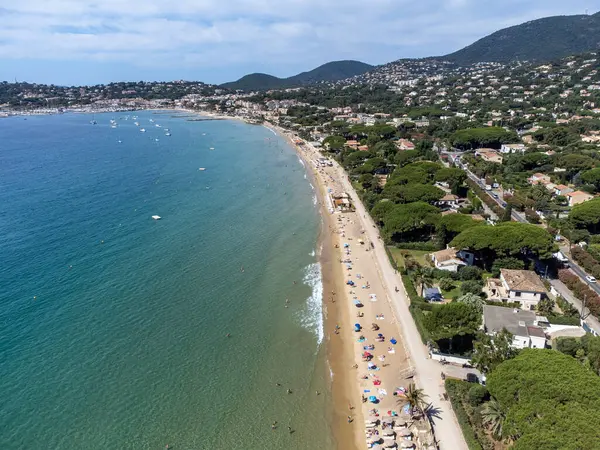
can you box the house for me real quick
[566,190,594,207]
[438,194,460,208]
[553,184,573,197]
[358,145,370,152]
[345,140,360,150]
[423,287,443,302]
[528,173,551,185]
[483,305,547,349]
[395,139,415,151]
[485,269,547,310]
[431,247,475,272]
[475,148,503,164]
[500,143,526,154]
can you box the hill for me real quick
[443,11,600,64]
[221,60,373,91]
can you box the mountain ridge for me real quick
[221,60,373,91]
[441,11,600,65]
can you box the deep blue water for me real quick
[0,111,331,449]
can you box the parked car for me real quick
[586,275,597,283]
[491,193,498,199]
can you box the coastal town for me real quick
[4,49,600,450]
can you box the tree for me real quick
[450,222,557,262]
[383,183,445,204]
[461,280,483,296]
[481,399,505,439]
[487,349,600,449]
[323,135,345,151]
[459,266,482,281]
[358,173,375,190]
[536,297,555,316]
[438,214,483,240]
[381,202,439,242]
[570,197,600,232]
[491,257,525,277]
[412,267,434,296]
[581,168,600,192]
[500,203,513,222]
[402,383,428,418]
[424,302,481,341]
[456,293,486,312]
[438,277,455,291]
[471,329,518,374]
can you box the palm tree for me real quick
[412,267,434,296]
[481,399,505,438]
[402,383,428,419]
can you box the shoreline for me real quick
[265,122,364,450]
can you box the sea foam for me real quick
[298,262,324,346]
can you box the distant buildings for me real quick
[475,148,503,164]
[566,190,594,207]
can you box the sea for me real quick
[0,111,333,449]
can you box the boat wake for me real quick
[298,263,324,346]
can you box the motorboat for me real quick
[152,215,161,220]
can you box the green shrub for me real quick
[461,280,484,296]
[459,266,483,281]
[468,384,489,406]
[439,277,455,291]
[445,379,485,450]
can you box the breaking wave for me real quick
[298,262,324,346]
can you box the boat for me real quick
[199,168,206,171]
[165,132,171,136]
[134,121,140,126]
[117,140,122,143]
[140,128,146,132]
[155,124,161,128]
[111,124,117,128]
[90,120,97,125]
[152,215,161,220]
[209,147,215,150]
[149,119,154,123]
[155,138,159,142]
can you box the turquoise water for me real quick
[0,112,332,449]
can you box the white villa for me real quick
[485,269,547,310]
[430,247,474,272]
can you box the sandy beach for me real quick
[264,122,433,450]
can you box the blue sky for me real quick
[0,0,597,86]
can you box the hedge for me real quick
[394,241,442,251]
[402,273,432,343]
[445,379,485,450]
[558,269,600,318]
[547,314,580,326]
[571,246,600,279]
[465,178,504,218]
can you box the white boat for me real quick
[111,124,117,128]
[155,138,159,142]
[155,124,161,128]
[134,122,140,126]
[199,168,206,171]
[140,128,146,132]
[165,132,171,136]
[149,119,154,123]
[152,215,161,220]
[117,140,122,143]
[209,147,215,150]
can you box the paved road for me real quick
[549,279,600,335]
[331,163,468,450]
[447,152,600,296]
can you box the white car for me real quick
[586,275,597,283]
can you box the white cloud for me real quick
[0,0,598,82]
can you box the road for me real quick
[446,152,600,295]
[549,278,600,335]
[330,162,469,450]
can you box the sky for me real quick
[0,0,598,86]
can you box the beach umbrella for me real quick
[368,395,378,403]
[390,338,397,345]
